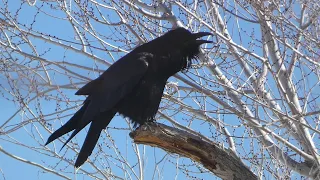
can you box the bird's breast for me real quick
[116,76,167,126]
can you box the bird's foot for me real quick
[141,121,157,132]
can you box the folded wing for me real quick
[45,53,152,163]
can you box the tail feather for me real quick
[45,98,116,167]
[74,120,103,167]
[75,110,115,167]
[59,123,87,152]
[45,102,90,146]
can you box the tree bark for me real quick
[130,123,257,180]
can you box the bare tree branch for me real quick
[130,123,257,180]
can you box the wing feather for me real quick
[76,52,150,95]
[74,52,152,132]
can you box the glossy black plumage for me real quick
[45,27,212,167]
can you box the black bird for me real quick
[45,27,212,167]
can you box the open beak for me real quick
[193,32,213,44]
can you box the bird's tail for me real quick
[45,100,116,167]
[45,101,91,147]
[75,110,115,167]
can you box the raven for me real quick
[45,27,212,167]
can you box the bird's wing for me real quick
[45,52,151,149]
[69,52,152,167]
[76,52,150,96]
[77,52,151,121]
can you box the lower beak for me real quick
[195,39,212,45]
[193,32,213,39]
[193,32,213,44]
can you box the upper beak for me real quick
[193,32,213,44]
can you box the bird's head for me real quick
[162,27,213,70]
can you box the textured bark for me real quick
[130,123,257,180]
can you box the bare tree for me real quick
[0,0,319,179]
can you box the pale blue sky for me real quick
[0,1,315,180]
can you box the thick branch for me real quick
[129,123,257,180]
